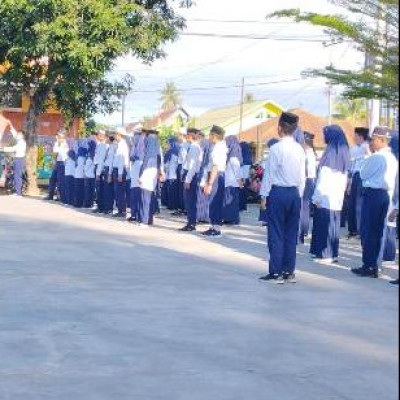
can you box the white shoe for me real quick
[314,258,335,265]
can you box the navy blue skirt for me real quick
[209,173,225,226]
[197,185,210,223]
[167,179,180,210]
[223,186,240,225]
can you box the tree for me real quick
[0,0,190,194]
[244,93,256,103]
[334,96,367,124]
[160,82,182,112]
[268,0,399,105]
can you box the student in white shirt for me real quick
[84,141,96,209]
[93,130,108,213]
[174,128,190,215]
[51,131,69,203]
[0,123,26,196]
[310,125,350,264]
[74,147,87,208]
[180,129,203,232]
[138,131,163,225]
[163,137,180,212]
[259,112,306,284]
[299,131,318,243]
[64,149,76,206]
[103,134,117,214]
[112,127,130,218]
[347,127,371,238]
[128,130,146,222]
[239,141,253,211]
[352,127,399,278]
[201,125,228,238]
[222,132,243,225]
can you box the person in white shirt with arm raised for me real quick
[259,112,306,284]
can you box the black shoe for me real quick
[112,212,126,218]
[171,211,183,217]
[390,279,399,285]
[259,274,280,282]
[284,273,297,284]
[127,217,137,223]
[103,210,113,215]
[347,233,358,240]
[202,229,222,238]
[352,267,380,278]
[180,225,196,232]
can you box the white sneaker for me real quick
[314,258,335,265]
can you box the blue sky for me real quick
[96,0,364,126]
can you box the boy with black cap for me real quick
[352,127,398,278]
[259,112,306,284]
[202,125,228,238]
[347,127,371,238]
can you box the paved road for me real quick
[0,196,398,400]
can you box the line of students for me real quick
[258,112,399,285]
[46,125,251,237]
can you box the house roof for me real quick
[240,108,356,148]
[144,107,190,129]
[194,100,284,132]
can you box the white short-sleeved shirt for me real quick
[225,157,242,188]
[84,158,96,179]
[54,141,69,162]
[74,157,86,179]
[210,140,228,173]
[65,158,76,177]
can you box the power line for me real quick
[187,19,297,25]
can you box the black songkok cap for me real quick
[210,125,225,137]
[355,127,370,138]
[279,112,299,126]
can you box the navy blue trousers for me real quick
[95,173,106,212]
[161,181,169,207]
[184,174,199,226]
[310,208,341,259]
[139,189,156,225]
[65,176,75,206]
[177,165,185,211]
[56,161,66,203]
[13,157,24,196]
[299,178,316,243]
[130,187,141,220]
[197,185,210,223]
[267,186,301,275]
[209,173,225,226]
[48,168,57,199]
[84,178,96,208]
[112,168,127,214]
[348,172,363,235]
[126,180,131,208]
[361,188,390,270]
[383,226,397,262]
[103,168,115,213]
[74,179,84,208]
[168,180,180,211]
[223,186,240,225]
[239,184,249,211]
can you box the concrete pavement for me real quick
[0,196,398,400]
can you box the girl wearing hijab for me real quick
[74,147,88,208]
[259,138,280,225]
[84,141,96,208]
[223,133,243,225]
[310,125,350,264]
[138,132,163,225]
[129,130,146,222]
[197,137,212,224]
[165,137,180,211]
[239,141,253,211]
[65,149,77,206]
[299,132,318,243]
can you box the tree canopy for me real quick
[268,0,399,105]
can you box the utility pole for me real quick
[239,77,245,139]
[121,94,126,127]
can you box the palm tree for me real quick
[334,97,367,125]
[160,82,182,112]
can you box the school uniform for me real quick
[239,142,253,211]
[103,143,116,213]
[299,148,317,242]
[94,141,108,212]
[138,135,161,225]
[3,129,26,196]
[112,139,130,215]
[348,142,371,236]
[196,140,212,223]
[184,141,203,227]
[53,141,69,203]
[130,134,145,221]
[74,153,86,208]
[84,158,96,208]
[64,152,76,206]
[208,140,228,228]
[359,147,398,272]
[262,136,306,276]
[177,141,190,211]
[165,140,180,211]
[223,135,243,225]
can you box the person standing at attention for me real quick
[259,112,306,284]
[52,130,69,203]
[352,127,399,278]
[202,125,228,238]
[93,130,108,214]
